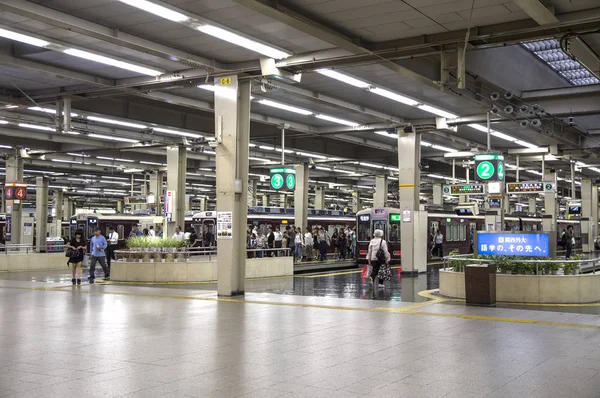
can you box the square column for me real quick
[352,191,361,213]
[374,175,388,208]
[543,171,557,232]
[581,179,593,252]
[53,189,64,237]
[248,179,258,207]
[314,187,325,209]
[294,164,308,232]
[528,197,536,214]
[63,197,74,219]
[215,75,250,296]
[166,145,186,235]
[432,184,443,205]
[398,129,425,275]
[280,194,287,208]
[149,171,164,216]
[35,177,49,252]
[199,197,207,212]
[262,195,269,207]
[6,154,24,244]
[593,185,599,233]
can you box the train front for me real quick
[356,208,401,265]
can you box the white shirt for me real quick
[274,231,282,241]
[367,237,390,262]
[173,232,185,241]
[295,234,303,245]
[304,232,313,246]
[435,234,444,244]
[148,229,155,237]
[108,231,119,245]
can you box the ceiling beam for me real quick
[513,0,559,25]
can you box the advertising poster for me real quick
[217,211,233,239]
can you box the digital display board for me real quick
[443,184,485,195]
[476,232,550,257]
[269,168,296,192]
[506,182,555,194]
[390,214,401,222]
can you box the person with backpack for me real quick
[565,225,574,259]
[367,229,391,288]
[65,229,86,285]
[560,229,567,250]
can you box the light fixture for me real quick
[198,84,215,91]
[197,25,291,59]
[0,144,12,149]
[52,159,83,164]
[64,49,163,76]
[315,69,370,88]
[421,141,433,147]
[491,131,516,142]
[88,134,139,143]
[369,87,419,106]
[96,156,135,163]
[259,145,274,151]
[0,120,8,125]
[515,140,538,148]
[275,148,294,154]
[116,0,190,22]
[67,153,90,158]
[295,151,327,160]
[153,127,202,139]
[257,99,313,115]
[417,105,458,119]
[0,27,50,47]
[359,162,385,169]
[315,114,359,127]
[249,157,275,163]
[29,107,78,117]
[374,130,395,138]
[123,168,144,173]
[140,161,164,166]
[87,116,147,129]
[19,123,54,132]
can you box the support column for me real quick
[1,186,5,213]
[185,194,192,212]
[543,171,557,233]
[581,179,593,252]
[63,197,74,219]
[198,196,207,212]
[6,154,24,244]
[528,197,537,214]
[594,185,599,236]
[249,179,258,207]
[140,174,148,197]
[398,129,424,275]
[116,200,123,214]
[294,163,308,231]
[166,145,186,235]
[53,189,64,237]
[432,184,443,206]
[314,187,325,209]
[262,195,269,207]
[35,177,49,252]
[63,96,72,133]
[215,75,249,296]
[149,171,164,216]
[352,191,361,213]
[374,175,388,208]
[280,194,287,208]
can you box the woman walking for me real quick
[367,229,391,288]
[65,229,86,285]
[294,227,303,263]
[318,228,328,261]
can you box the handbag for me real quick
[376,239,386,264]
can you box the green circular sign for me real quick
[286,174,296,190]
[497,161,505,180]
[477,161,495,180]
[443,186,450,194]
[545,183,552,191]
[271,173,284,190]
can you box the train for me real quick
[0,213,70,245]
[355,207,583,266]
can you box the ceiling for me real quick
[0,0,599,212]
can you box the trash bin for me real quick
[465,264,496,307]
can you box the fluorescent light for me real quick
[153,127,202,139]
[421,141,433,147]
[87,116,146,129]
[315,114,359,127]
[315,166,331,171]
[275,148,294,154]
[0,27,49,47]
[295,151,327,160]
[0,145,11,149]
[88,133,139,143]
[29,107,78,117]
[315,69,370,88]
[369,87,418,106]
[19,123,54,132]
[96,156,135,163]
[432,145,457,153]
[140,161,163,166]
[515,140,538,148]
[491,131,516,142]
[467,124,488,133]
[249,157,275,163]
[375,130,395,138]
[64,48,162,76]
[67,153,90,157]
[101,176,129,180]
[123,168,144,173]
[0,120,8,125]
[249,143,257,148]
[5,105,18,109]
[197,25,291,59]
[359,162,384,169]
[259,145,274,151]
[63,131,80,135]
[418,104,458,119]
[116,0,189,22]
[198,84,215,91]
[258,99,313,115]
[52,159,83,164]
[427,174,454,180]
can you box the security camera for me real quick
[208,141,219,148]
[520,105,529,113]
[532,104,540,112]
[531,119,542,127]
[490,92,500,101]
[490,106,500,114]
[504,91,514,100]
[520,120,530,127]
[504,105,514,114]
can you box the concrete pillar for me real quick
[262,195,269,207]
[294,164,308,231]
[398,129,425,275]
[249,179,258,207]
[280,194,287,208]
[63,96,72,133]
[53,189,64,237]
[5,154,24,244]
[149,171,164,216]
[581,179,593,252]
[432,184,443,206]
[594,185,599,236]
[352,191,361,213]
[63,197,74,219]
[166,145,186,235]
[35,177,49,252]
[543,171,557,232]
[185,194,192,212]
[116,200,123,214]
[374,175,388,208]
[503,195,510,215]
[528,197,536,214]
[198,196,207,212]
[215,75,250,296]
[315,187,325,209]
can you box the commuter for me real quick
[156,225,163,238]
[203,225,214,247]
[142,228,149,237]
[148,225,156,237]
[106,226,119,269]
[173,225,185,241]
[469,229,475,253]
[304,228,314,261]
[294,227,303,263]
[433,230,444,258]
[560,228,567,249]
[332,228,339,257]
[257,232,266,258]
[274,227,283,256]
[189,228,199,247]
[267,227,275,257]
[367,229,391,288]
[338,227,347,260]
[318,228,327,261]
[250,233,258,258]
[89,227,109,283]
[65,229,86,285]
[288,226,296,257]
[312,228,319,259]
[565,225,574,259]
[129,224,143,237]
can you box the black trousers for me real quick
[370,261,383,283]
[106,245,117,267]
[566,244,573,259]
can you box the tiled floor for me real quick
[1,277,600,397]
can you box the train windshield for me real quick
[373,220,388,240]
[389,221,400,243]
[357,216,371,242]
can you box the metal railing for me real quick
[0,244,36,254]
[443,254,600,275]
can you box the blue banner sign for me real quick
[476,232,550,257]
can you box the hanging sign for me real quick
[476,232,550,257]
[5,213,11,242]
[4,182,27,200]
[164,190,174,222]
[217,211,233,239]
[474,154,504,182]
[270,167,296,192]
[507,181,556,194]
[443,184,485,195]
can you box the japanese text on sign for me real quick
[217,211,233,240]
[476,232,550,257]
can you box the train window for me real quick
[357,218,371,242]
[373,220,387,240]
[445,224,452,242]
[459,225,466,241]
[389,222,400,243]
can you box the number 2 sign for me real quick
[474,154,504,182]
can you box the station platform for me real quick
[2,269,600,397]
